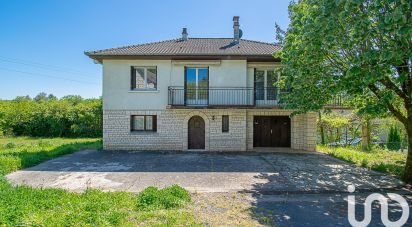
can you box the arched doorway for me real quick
[188,116,205,149]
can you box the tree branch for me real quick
[379,77,411,103]
[368,84,408,125]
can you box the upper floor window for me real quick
[131,66,157,90]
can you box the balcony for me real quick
[168,86,288,108]
[168,86,350,109]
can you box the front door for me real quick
[253,116,291,147]
[185,67,209,106]
[188,116,205,149]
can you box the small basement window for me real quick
[131,115,157,132]
[222,115,229,133]
[131,66,157,90]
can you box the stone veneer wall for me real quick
[103,109,317,151]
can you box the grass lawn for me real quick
[0,137,198,226]
[318,145,407,178]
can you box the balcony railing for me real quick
[168,86,350,108]
[168,86,289,107]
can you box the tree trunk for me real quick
[361,119,370,150]
[404,124,412,183]
[319,111,325,145]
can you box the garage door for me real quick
[253,116,291,147]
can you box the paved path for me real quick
[6,150,405,193]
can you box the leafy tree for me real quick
[14,95,31,101]
[47,94,58,100]
[34,92,48,102]
[61,95,83,105]
[278,0,412,182]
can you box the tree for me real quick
[34,92,48,102]
[278,0,412,182]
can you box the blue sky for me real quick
[0,0,290,99]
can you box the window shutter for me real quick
[253,68,256,106]
[153,116,157,132]
[131,66,136,90]
[130,116,134,131]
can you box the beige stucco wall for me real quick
[103,59,252,110]
[103,109,316,152]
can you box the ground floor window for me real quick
[222,115,229,132]
[131,115,157,132]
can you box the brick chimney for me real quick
[233,16,240,42]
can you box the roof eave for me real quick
[85,54,280,63]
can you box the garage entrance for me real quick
[253,116,291,147]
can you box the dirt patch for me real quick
[191,192,268,226]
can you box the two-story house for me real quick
[86,17,316,152]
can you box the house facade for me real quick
[86,17,317,152]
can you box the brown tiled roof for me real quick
[85,38,281,58]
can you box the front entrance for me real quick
[253,116,291,147]
[188,116,205,149]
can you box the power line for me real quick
[0,56,100,78]
[0,67,100,85]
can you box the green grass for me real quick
[318,145,406,178]
[0,137,198,226]
[0,137,102,174]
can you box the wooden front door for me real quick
[188,116,205,149]
[253,116,291,147]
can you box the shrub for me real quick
[136,185,191,210]
[0,95,102,138]
[387,125,402,150]
[4,142,16,149]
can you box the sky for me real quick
[0,0,291,99]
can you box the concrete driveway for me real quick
[6,150,405,193]
[6,150,411,226]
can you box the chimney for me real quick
[182,28,188,41]
[233,16,240,42]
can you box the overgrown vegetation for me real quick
[0,137,197,226]
[318,145,406,178]
[0,93,102,137]
[137,185,191,210]
[277,0,412,182]
[0,137,102,174]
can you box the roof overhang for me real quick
[85,53,280,64]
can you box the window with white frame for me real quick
[131,66,157,90]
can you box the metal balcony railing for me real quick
[168,86,350,108]
[168,86,289,107]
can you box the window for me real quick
[131,66,157,90]
[131,115,157,132]
[222,115,229,133]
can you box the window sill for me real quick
[129,90,159,93]
[130,131,157,134]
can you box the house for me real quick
[86,16,317,151]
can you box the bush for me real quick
[0,94,102,138]
[387,125,402,150]
[136,185,191,210]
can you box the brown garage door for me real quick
[253,116,291,147]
